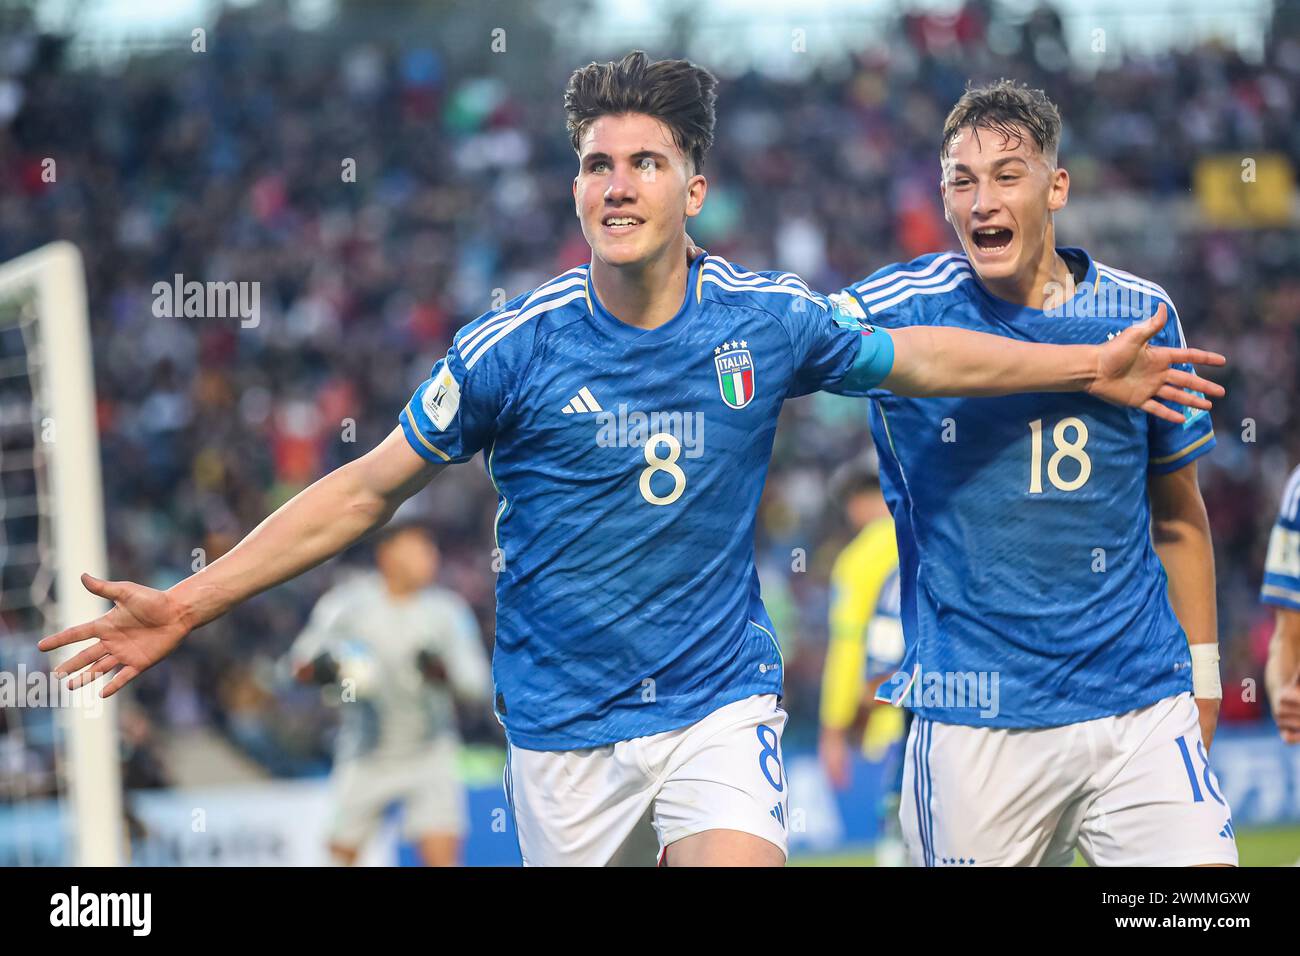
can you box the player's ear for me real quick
[572,176,580,216]
[685,173,707,218]
[939,179,952,224]
[1048,165,1069,213]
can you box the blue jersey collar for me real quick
[970,247,1099,322]
[584,254,705,343]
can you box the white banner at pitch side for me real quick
[1,729,1298,866]
[0,779,398,867]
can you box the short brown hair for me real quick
[940,79,1062,165]
[564,50,717,174]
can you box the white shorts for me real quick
[329,737,467,849]
[505,694,789,866]
[900,692,1238,867]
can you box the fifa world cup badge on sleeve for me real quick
[714,340,756,409]
[829,291,867,324]
[423,365,462,431]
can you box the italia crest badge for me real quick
[714,339,755,409]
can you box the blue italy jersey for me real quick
[1261,465,1300,610]
[838,248,1216,728]
[400,254,893,749]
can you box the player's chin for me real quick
[967,244,1021,281]
[592,234,658,268]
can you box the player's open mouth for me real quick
[972,226,1013,253]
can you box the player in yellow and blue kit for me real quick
[818,462,908,865]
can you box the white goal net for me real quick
[0,241,123,866]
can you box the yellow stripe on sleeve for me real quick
[403,403,452,462]
[1150,430,1214,466]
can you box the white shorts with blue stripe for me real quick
[504,694,790,866]
[900,692,1238,867]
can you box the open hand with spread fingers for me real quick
[38,573,193,698]
[1088,303,1226,422]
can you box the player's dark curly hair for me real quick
[564,50,717,174]
[940,79,1063,165]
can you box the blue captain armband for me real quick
[842,325,895,391]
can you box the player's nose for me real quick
[970,185,1000,217]
[603,170,637,203]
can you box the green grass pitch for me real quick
[790,825,1300,867]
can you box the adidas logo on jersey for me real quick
[561,387,603,414]
[770,803,785,828]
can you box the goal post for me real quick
[0,241,123,866]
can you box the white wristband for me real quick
[1191,642,1222,700]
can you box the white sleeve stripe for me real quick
[463,287,589,369]
[717,261,814,295]
[705,256,765,282]
[859,260,972,305]
[1096,271,1184,346]
[701,261,770,284]
[1095,269,1177,335]
[458,270,586,351]
[458,309,521,352]
[1095,263,1166,293]
[772,272,816,294]
[457,273,588,353]
[1094,262,1172,302]
[1262,583,1300,607]
[700,273,826,306]
[855,254,962,293]
[1095,267,1167,303]
[867,271,973,314]
[701,263,805,290]
[703,259,813,294]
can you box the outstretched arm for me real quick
[40,426,443,696]
[881,304,1225,423]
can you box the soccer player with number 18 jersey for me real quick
[41,56,1224,867]
[836,81,1237,866]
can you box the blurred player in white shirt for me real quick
[289,522,490,866]
[1262,465,1300,744]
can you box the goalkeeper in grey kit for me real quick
[288,520,490,866]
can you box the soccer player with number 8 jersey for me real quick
[40,55,1225,867]
[836,80,1237,866]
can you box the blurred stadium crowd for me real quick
[1,0,1297,796]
